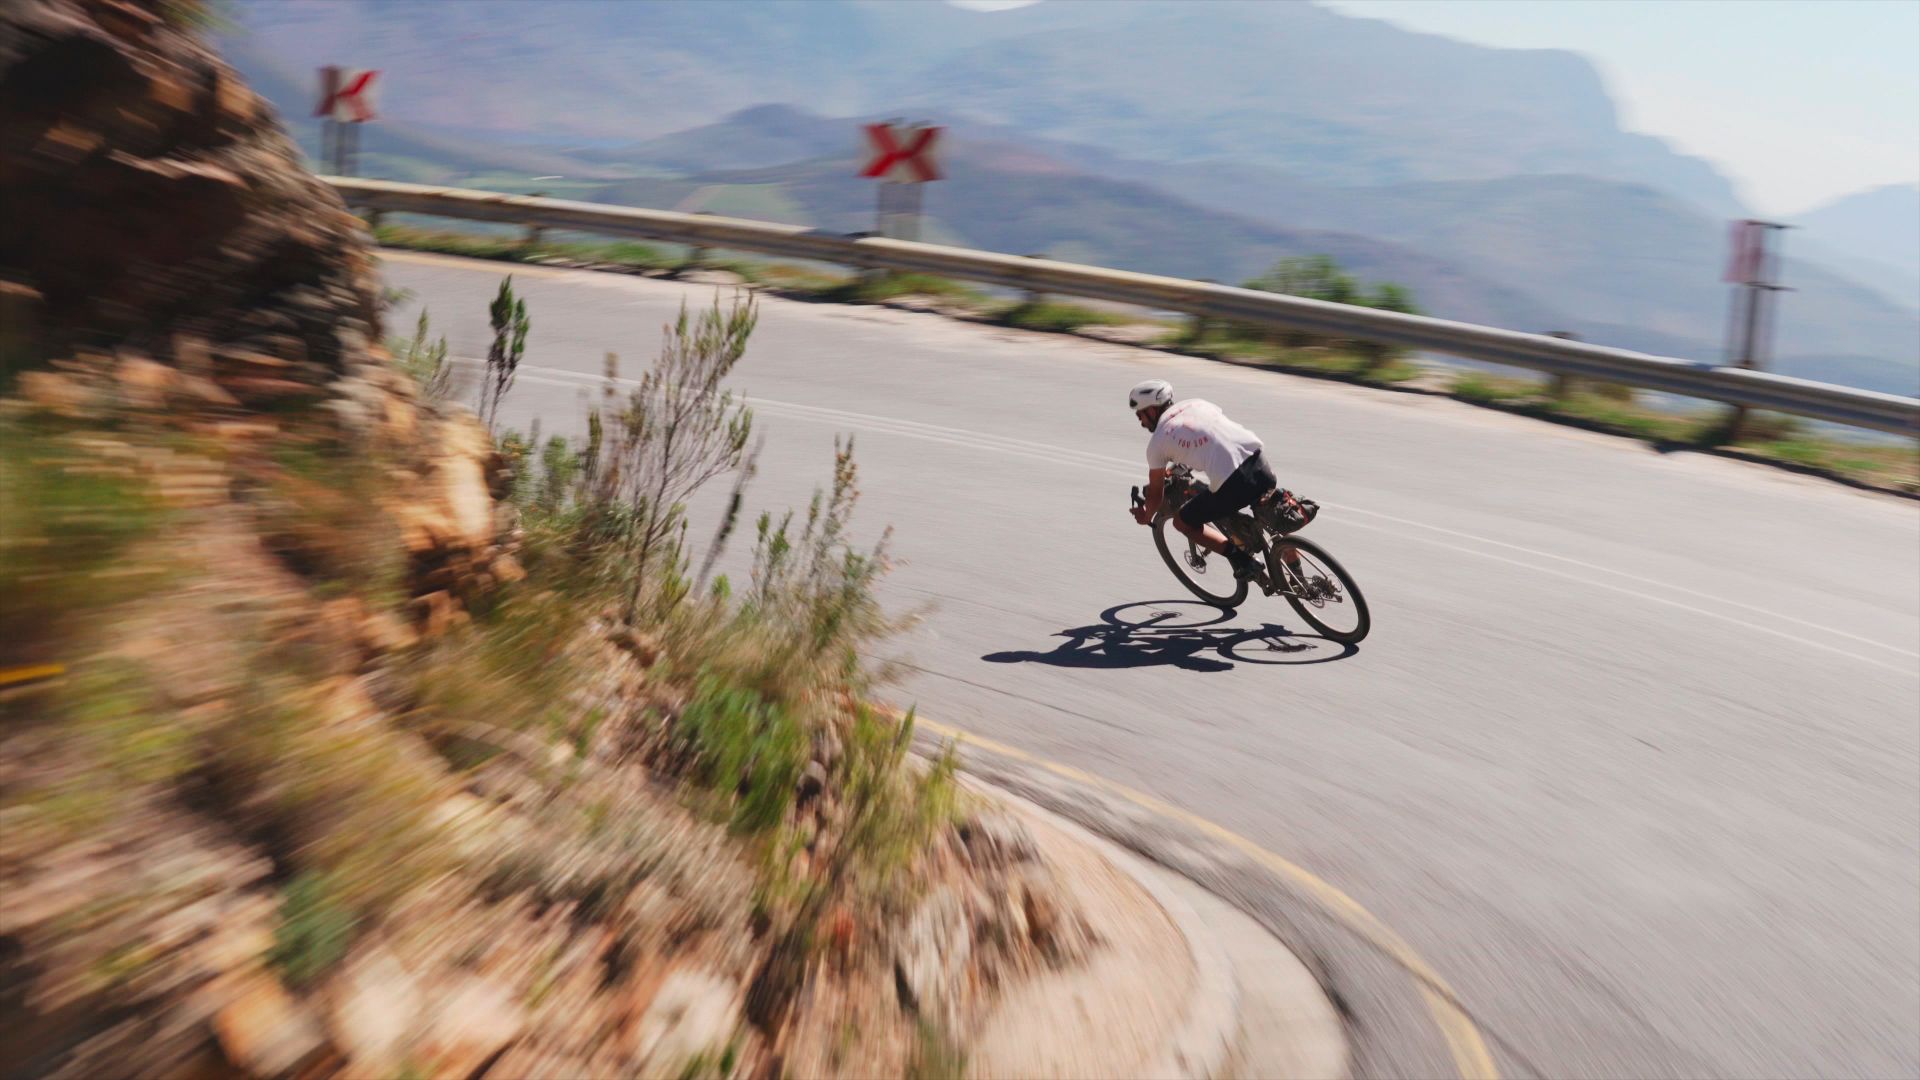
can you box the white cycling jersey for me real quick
[1145,399,1264,492]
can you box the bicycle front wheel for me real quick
[1154,515,1248,609]
[1269,535,1370,644]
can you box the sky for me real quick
[955,0,1920,216]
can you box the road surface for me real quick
[385,251,1920,1079]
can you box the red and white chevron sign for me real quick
[860,123,942,182]
[315,66,379,123]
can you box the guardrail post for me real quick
[1546,331,1580,398]
[519,192,547,253]
[1184,279,1217,346]
[680,210,714,277]
[1018,253,1049,309]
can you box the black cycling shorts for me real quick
[1176,450,1278,530]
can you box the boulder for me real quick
[326,946,422,1074]
[213,975,327,1077]
[630,968,739,1074]
[417,974,526,1079]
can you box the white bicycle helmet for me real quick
[1128,379,1174,413]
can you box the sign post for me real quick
[1719,219,1792,442]
[315,66,379,177]
[859,122,942,241]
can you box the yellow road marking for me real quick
[0,663,65,687]
[918,715,1501,1080]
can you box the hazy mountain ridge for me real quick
[227,0,1743,213]
[223,2,1917,395]
[1793,184,1920,308]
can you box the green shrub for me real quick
[819,272,987,306]
[391,308,452,400]
[997,299,1137,333]
[270,872,359,988]
[677,674,806,834]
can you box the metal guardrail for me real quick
[328,177,1920,437]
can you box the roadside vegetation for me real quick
[372,227,1917,495]
[3,278,968,1074]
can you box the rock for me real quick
[115,352,176,408]
[957,812,1037,869]
[796,761,828,806]
[608,627,662,666]
[1019,873,1093,964]
[17,370,94,416]
[827,908,856,965]
[631,968,738,1074]
[894,886,972,1026]
[2,0,385,379]
[434,418,500,548]
[676,269,747,287]
[199,905,276,974]
[1021,879,1059,950]
[490,553,527,584]
[414,591,466,638]
[813,725,843,772]
[213,975,326,1077]
[359,608,418,654]
[177,373,240,408]
[418,973,525,1079]
[327,946,422,1074]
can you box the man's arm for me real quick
[1133,468,1169,524]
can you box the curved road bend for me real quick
[385,250,1920,1080]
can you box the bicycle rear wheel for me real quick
[1269,535,1370,644]
[1154,515,1248,609]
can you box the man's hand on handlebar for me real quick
[1129,484,1157,525]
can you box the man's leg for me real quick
[1171,514,1234,553]
[1175,489,1264,580]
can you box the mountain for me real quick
[582,108,1917,395]
[224,0,1744,216]
[884,2,1745,216]
[1794,185,1920,309]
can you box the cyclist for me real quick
[1127,379,1277,582]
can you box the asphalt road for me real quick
[385,251,1920,1080]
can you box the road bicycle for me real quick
[1132,466,1371,644]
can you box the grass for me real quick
[815,272,990,306]
[996,298,1142,333]
[906,1019,967,1080]
[0,417,174,667]
[1446,372,1918,491]
[374,223,678,275]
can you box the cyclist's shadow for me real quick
[983,600,1356,673]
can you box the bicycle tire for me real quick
[1269,534,1370,644]
[1154,515,1248,609]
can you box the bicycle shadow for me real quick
[982,600,1357,673]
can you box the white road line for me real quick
[500,359,1920,673]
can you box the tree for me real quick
[1244,255,1359,305]
[1242,255,1422,363]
